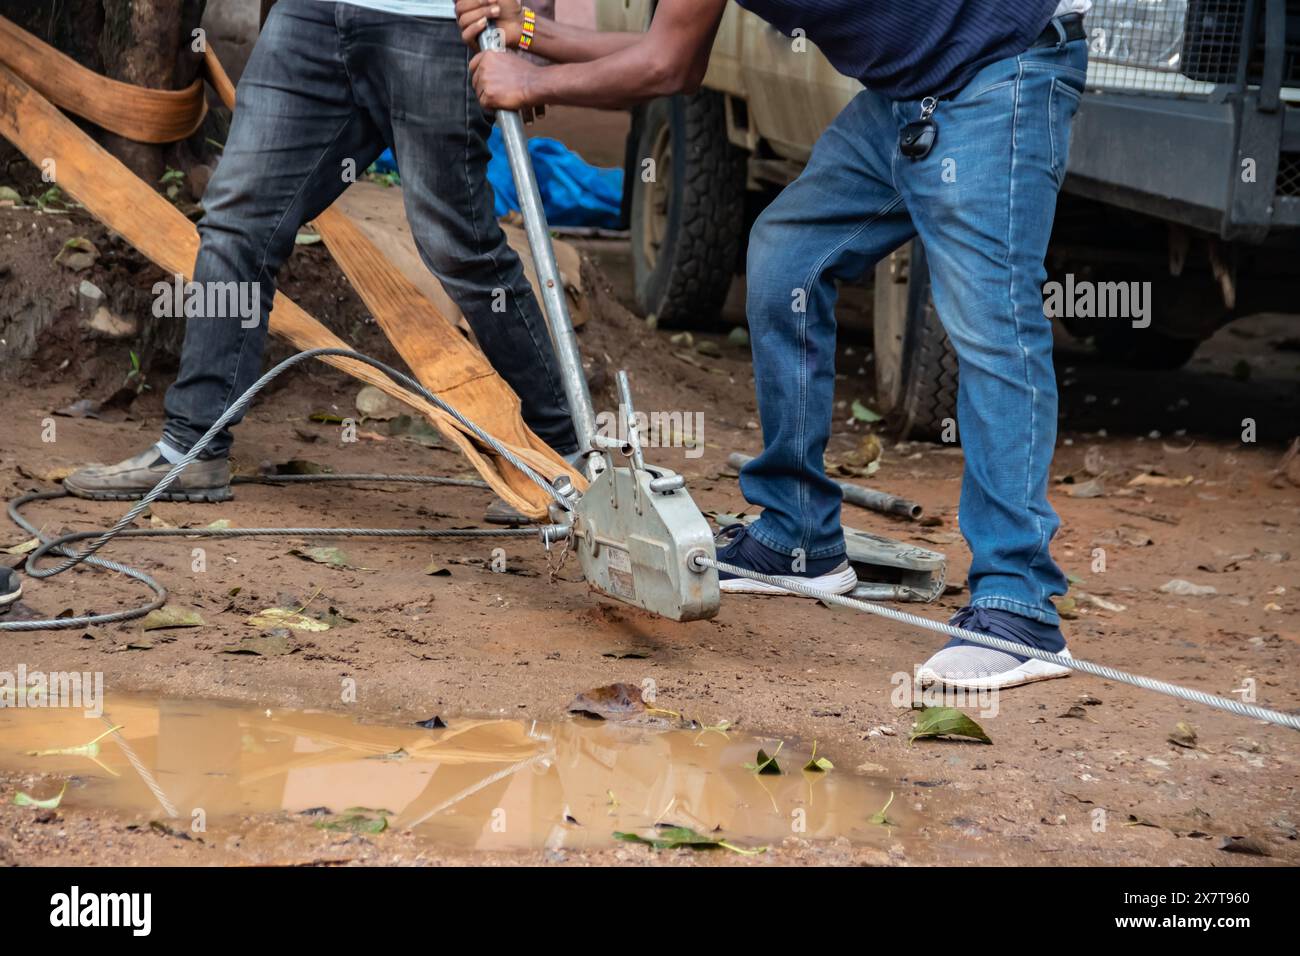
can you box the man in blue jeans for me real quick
[455,0,1089,690]
[63,0,578,503]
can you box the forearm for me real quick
[525,44,694,109]
[526,0,725,108]
[529,17,641,64]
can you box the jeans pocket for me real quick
[1048,77,1083,188]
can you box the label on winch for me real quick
[605,546,636,601]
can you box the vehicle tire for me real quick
[872,240,959,441]
[629,91,745,329]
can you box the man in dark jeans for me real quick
[63,0,577,503]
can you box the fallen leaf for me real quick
[743,742,784,775]
[566,682,645,721]
[1066,477,1106,498]
[1158,578,1217,597]
[414,716,447,729]
[140,607,204,631]
[868,792,896,826]
[1168,721,1198,749]
[55,236,98,271]
[14,782,67,809]
[245,608,329,632]
[3,537,40,555]
[802,741,833,773]
[614,824,763,855]
[289,546,366,570]
[54,398,102,419]
[909,706,992,745]
[314,811,387,834]
[850,399,882,423]
[1217,835,1270,857]
[1128,473,1193,488]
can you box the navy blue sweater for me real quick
[735,0,1062,100]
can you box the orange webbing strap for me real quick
[0,17,583,516]
[0,15,206,144]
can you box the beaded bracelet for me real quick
[519,7,537,51]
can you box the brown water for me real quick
[0,695,908,851]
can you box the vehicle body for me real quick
[597,0,1300,438]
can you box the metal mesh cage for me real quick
[1086,0,1244,95]
[1085,1,1300,96]
[1277,151,1300,196]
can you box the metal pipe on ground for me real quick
[727,452,923,521]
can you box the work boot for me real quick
[714,523,858,596]
[63,444,232,503]
[0,566,21,609]
[915,606,1072,691]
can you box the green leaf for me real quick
[743,741,783,775]
[15,782,68,809]
[314,811,387,834]
[850,399,882,423]
[868,792,896,826]
[140,607,204,631]
[908,706,992,745]
[802,740,834,773]
[614,825,765,856]
[27,725,123,760]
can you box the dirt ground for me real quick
[2,160,1298,867]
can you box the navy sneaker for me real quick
[917,605,1072,690]
[0,566,21,609]
[714,523,857,596]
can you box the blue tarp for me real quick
[371,129,623,230]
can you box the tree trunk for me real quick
[0,0,208,181]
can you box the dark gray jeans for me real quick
[163,0,577,458]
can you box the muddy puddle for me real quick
[0,695,910,852]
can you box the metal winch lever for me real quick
[481,20,718,622]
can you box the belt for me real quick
[1030,12,1087,48]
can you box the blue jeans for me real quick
[163,0,577,458]
[741,38,1087,625]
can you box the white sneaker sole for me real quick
[916,649,1073,691]
[719,563,858,597]
[0,585,21,607]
